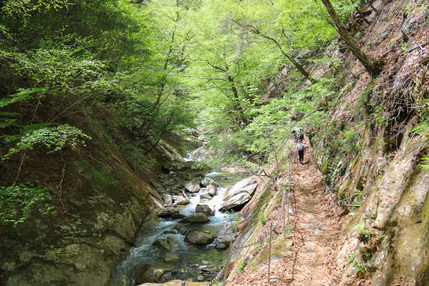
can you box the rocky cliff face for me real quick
[313,125,429,286]
[1,151,164,286]
[0,131,201,286]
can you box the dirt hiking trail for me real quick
[229,137,344,286]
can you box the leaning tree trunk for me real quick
[320,0,380,77]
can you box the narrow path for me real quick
[229,137,343,286]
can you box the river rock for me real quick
[207,184,217,196]
[217,235,234,246]
[216,222,235,237]
[172,195,190,206]
[164,229,179,235]
[195,204,215,217]
[199,193,212,201]
[215,243,227,249]
[197,275,205,281]
[158,207,180,218]
[184,181,201,193]
[201,177,219,187]
[133,263,173,284]
[219,177,258,211]
[186,213,209,223]
[163,194,173,207]
[220,166,246,173]
[171,213,186,219]
[164,253,180,263]
[152,237,179,250]
[184,230,215,245]
[152,238,172,250]
[189,146,212,161]
[177,217,190,223]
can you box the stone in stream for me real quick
[201,177,220,187]
[219,176,258,211]
[207,184,218,196]
[172,195,190,206]
[215,243,226,249]
[186,213,209,223]
[184,181,201,193]
[195,204,215,217]
[171,213,186,219]
[197,275,205,281]
[152,236,179,250]
[157,207,180,218]
[216,235,234,246]
[184,230,215,245]
[163,194,173,207]
[199,193,212,201]
[164,229,179,235]
[164,253,180,263]
[133,263,173,284]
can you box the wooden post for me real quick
[268,223,272,282]
[224,245,232,285]
[283,193,286,242]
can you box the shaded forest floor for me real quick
[228,137,346,285]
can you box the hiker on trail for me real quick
[296,141,306,164]
[298,128,304,142]
[292,130,298,142]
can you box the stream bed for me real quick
[111,170,244,286]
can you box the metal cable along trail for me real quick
[204,150,297,286]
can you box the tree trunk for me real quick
[320,0,380,77]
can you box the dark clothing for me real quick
[298,150,304,163]
[296,143,306,164]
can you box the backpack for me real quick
[298,143,304,151]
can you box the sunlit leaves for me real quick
[3,124,92,159]
[0,183,53,226]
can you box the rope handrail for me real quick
[208,147,297,286]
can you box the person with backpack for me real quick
[298,128,304,142]
[296,140,306,164]
[291,129,298,143]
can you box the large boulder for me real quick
[207,184,217,196]
[186,213,209,223]
[195,204,215,217]
[184,181,201,193]
[133,263,173,284]
[184,230,215,245]
[201,177,219,187]
[219,177,258,211]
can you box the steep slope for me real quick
[310,0,429,285]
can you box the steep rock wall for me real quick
[1,149,164,286]
[313,125,429,285]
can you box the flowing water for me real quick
[112,170,244,286]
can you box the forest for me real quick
[1,0,429,285]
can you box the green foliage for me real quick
[412,120,429,170]
[0,183,54,226]
[354,220,373,242]
[353,260,366,274]
[258,213,267,225]
[346,252,355,263]
[3,124,92,159]
[237,261,245,271]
